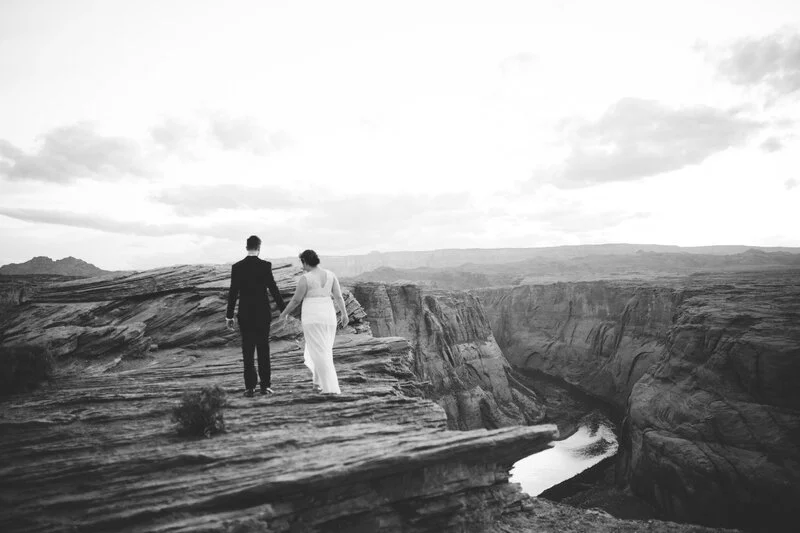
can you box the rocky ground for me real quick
[0,334,736,533]
[0,265,745,532]
[0,333,559,533]
[0,263,368,363]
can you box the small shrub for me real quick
[0,345,54,395]
[171,385,228,437]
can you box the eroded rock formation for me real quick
[624,271,800,532]
[474,281,678,409]
[0,332,560,533]
[0,264,748,533]
[0,264,368,363]
[351,282,545,430]
[474,271,800,531]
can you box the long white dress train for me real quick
[300,269,341,394]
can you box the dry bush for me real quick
[171,385,228,437]
[0,345,54,395]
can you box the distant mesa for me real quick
[0,256,111,277]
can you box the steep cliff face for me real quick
[351,282,545,430]
[474,271,800,531]
[624,271,800,532]
[474,281,679,409]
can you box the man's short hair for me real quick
[246,235,261,250]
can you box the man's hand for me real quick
[225,318,236,331]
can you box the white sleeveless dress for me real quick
[300,269,341,394]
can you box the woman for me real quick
[278,250,348,394]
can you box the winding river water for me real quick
[510,419,618,497]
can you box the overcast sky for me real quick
[1,0,799,270]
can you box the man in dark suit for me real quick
[226,235,287,397]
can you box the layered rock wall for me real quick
[474,271,800,530]
[474,281,678,409]
[351,282,544,430]
[0,264,368,362]
[624,272,800,531]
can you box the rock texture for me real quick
[623,271,800,532]
[0,334,558,533]
[0,256,111,277]
[474,281,678,409]
[0,278,30,311]
[475,270,800,531]
[0,263,744,533]
[0,264,368,362]
[493,498,738,533]
[351,282,545,430]
[0,275,71,313]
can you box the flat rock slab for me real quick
[0,334,558,533]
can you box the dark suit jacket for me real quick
[226,256,286,331]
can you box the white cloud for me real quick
[760,136,784,152]
[151,184,306,216]
[209,113,291,155]
[0,123,153,183]
[707,28,800,101]
[534,98,763,188]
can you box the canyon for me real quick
[474,270,800,532]
[0,264,740,532]
[349,282,545,430]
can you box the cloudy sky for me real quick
[1,0,799,270]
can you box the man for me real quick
[226,235,287,397]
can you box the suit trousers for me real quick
[241,326,270,391]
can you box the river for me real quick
[510,417,618,496]
[508,369,620,497]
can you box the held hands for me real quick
[225,318,236,331]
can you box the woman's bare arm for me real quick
[279,276,307,319]
[331,275,349,328]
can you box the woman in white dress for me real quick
[278,250,349,394]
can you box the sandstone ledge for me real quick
[0,333,558,533]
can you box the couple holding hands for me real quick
[225,235,348,397]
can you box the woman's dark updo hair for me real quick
[299,249,320,267]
